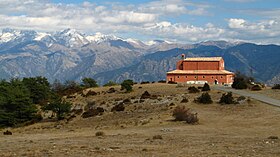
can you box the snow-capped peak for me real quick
[54,28,89,47]
[86,32,120,43]
[34,32,51,41]
[0,28,21,43]
[145,40,172,46]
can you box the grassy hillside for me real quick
[1,83,280,156]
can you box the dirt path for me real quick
[213,86,280,107]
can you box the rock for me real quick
[268,136,279,139]
[111,103,125,112]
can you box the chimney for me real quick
[181,54,185,60]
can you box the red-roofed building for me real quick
[166,56,234,84]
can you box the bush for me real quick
[140,81,150,84]
[219,92,235,104]
[81,107,104,118]
[272,84,280,89]
[194,92,213,104]
[111,103,125,112]
[95,131,105,136]
[81,77,98,88]
[158,80,166,83]
[180,98,189,103]
[172,106,198,124]
[107,87,116,93]
[168,81,177,84]
[188,86,200,93]
[201,83,210,91]
[251,84,262,91]
[42,94,72,120]
[141,91,151,99]
[103,81,118,87]
[121,79,134,92]
[231,72,252,89]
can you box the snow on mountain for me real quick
[0,29,21,43]
[54,28,90,47]
[86,32,120,43]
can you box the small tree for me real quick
[121,79,134,92]
[231,72,252,89]
[82,77,98,88]
[201,83,210,91]
[219,92,235,104]
[194,92,213,104]
[43,94,71,120]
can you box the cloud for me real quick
[144,22,225,42]
[224,0,256,2]
[227,18,280,40]
[0,0,279,44]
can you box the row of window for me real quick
[177,76,224,79]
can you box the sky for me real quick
[0,0,280,44]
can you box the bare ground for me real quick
[1,83,280,157]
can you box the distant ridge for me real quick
[0,28,280,85]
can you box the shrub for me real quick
[188,86,200,93]
[107,88,116,93]
[152,135,163,140]
[82,107,104,118]
[111,103,125,112]
[158,80,166,83]
[231,72,252,89]
[194,92,213,104]
[251,84,262,91]
[141,91,151,99]
[42,94,72,120]
[180,98,189,103]
[121,79,134,92]
[85,90,97,97]
[219,92,235,104]
[103,81,118,87]
[272,84,280,89]
[81,77,98,88]
[140,81,150,84]
[3,130,12,135]
[201,83,210,91]
[172,106,199,124]
[95,131,105,136]
[168,81,177,84]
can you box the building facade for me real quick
[166,56,234,84]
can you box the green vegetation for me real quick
[103,80,118,87]
[0,77,75,128]
[219,92,236,104]
[0,79,38,127]
[188,86,200,93]
[231,72,254,89]
[194,92,213,104]
[272,84,280,89]
[121,79,134,92]
[42,94,71,120]
[81,77,98,88]
[201,83,210,91]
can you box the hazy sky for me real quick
[0,0,280,44]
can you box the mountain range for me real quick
[0,28,280,85]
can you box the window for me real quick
[178,76,180,78]
[212,76,214,79]
[194,76,197,78]
[221,76,223,78]
[203,76,205,78]
[186,76,188,78]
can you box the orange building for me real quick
[166,56,234,84]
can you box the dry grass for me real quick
[1,83,280,157]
